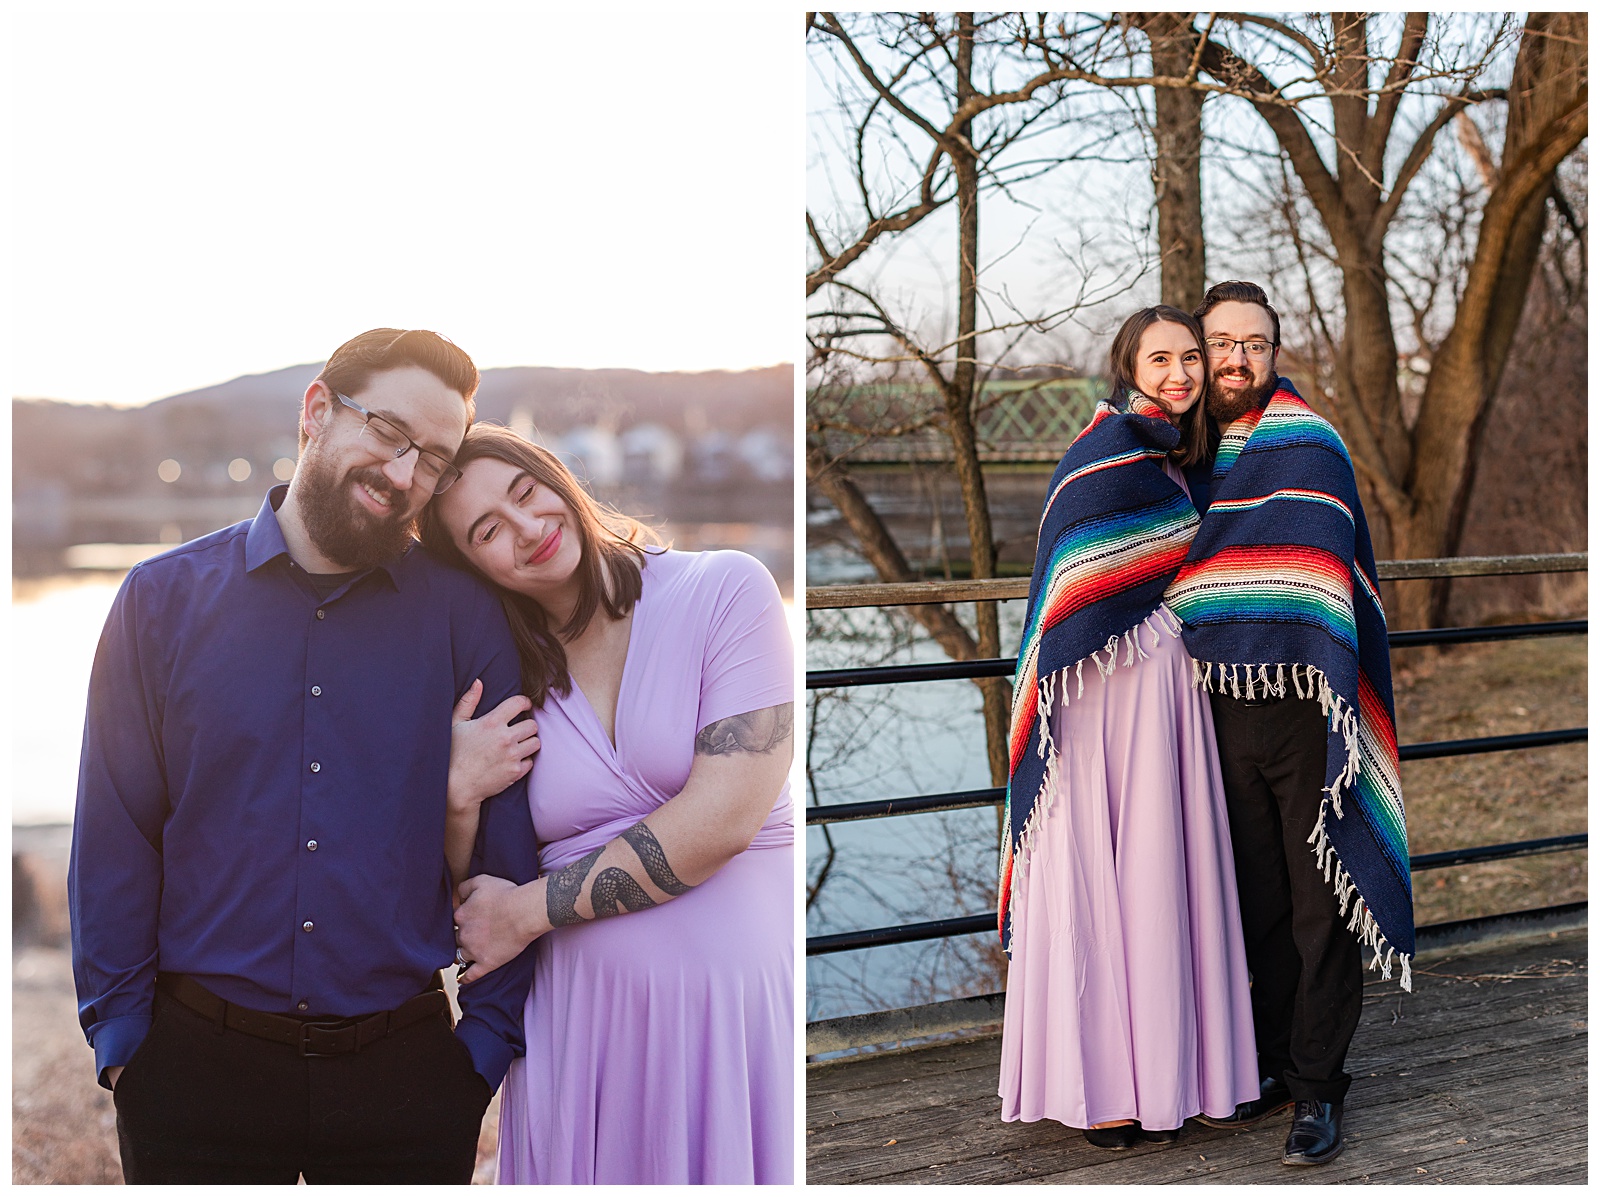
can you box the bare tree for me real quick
[808,12,1154,782]
[1185,14,1582,625]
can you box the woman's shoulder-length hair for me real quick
[1105,304,1212,469]
[417,422,663,706]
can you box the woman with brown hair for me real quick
[996,306,1257,1148]
[418,424,794,1184]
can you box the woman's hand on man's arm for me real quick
[453,701,793,983]
[445,679,539,886]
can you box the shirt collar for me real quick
[245,484,410,589]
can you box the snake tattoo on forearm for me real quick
[542,704,792,928]
[545,824,693,927]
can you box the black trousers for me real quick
[1210,691,1365,1105]
[113,987,492,1183]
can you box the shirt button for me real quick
[302,920,314,932]
[310,761,321,773]
[297,1000,309,1012]
[306,840,318,852]
[316,609,326,620]
[310,685,322,697]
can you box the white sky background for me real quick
[12,6,797,406]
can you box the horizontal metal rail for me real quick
[806,725,1588,827]
[806,835,1588,956]
[1398,726,1586,761]
[806,552,1587,610]
[807,620,1586,689]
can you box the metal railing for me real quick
[805,553,1587,959]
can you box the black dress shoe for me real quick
[1193,1076,1294,1128]
[1081,1123,1141,1150]
[1281,1099,1344,1165]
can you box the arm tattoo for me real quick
[694,702,794,757]
[544,822,694,926]
[621,823,693,895]
[590,868,658,917]
[545,845,604,927]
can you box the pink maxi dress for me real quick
[495,549,794,1184]
[998,463,1258,1132]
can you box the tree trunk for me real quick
[946,14,1010,787]
[1137,13,1206,310]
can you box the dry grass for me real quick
[1392,635,1586,926]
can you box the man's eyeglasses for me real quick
[333,392,463,494]
[1204,337,1278,359]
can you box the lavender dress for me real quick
[495,550,794,1184]
[998,464,1257,1131]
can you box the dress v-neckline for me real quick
[566,570,647,756]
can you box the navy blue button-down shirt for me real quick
[70,486,538,1089]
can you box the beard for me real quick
[1206,369,1278,424]
[296,447,417,570]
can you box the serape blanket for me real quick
[1165,378,1414,989]
[998,395,1198,953]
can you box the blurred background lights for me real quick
[157,459,181,483]
[273,458,296,482]
[227,458,252,482]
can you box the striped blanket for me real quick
[998,395,1197,952]
[1165,378,1414,988]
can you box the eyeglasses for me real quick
[333,392,463,494]
[1204,337,1278,359]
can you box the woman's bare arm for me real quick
[453,702,793,980]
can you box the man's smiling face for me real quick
[1202,299,1279,424]
[297,366,468,569]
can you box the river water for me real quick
[804,538,1034,1025]
[13,574,125,826]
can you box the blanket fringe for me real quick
[1305,793,1413,991]
[1192,659,1361,817]
[1191,655,1410,992]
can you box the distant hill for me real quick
[14,362,792,498]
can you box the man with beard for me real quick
[70,329,540,1182]
[1172,281,1413,1166]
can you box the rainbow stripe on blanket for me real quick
[1167,380,1414,988]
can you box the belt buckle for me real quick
[298,1019,357,1057]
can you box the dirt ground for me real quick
[1392,635,1586,926]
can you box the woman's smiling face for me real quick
[1133,321,1205,418]
[436,456,584,598]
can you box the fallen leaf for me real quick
[884,1139,897,1147]
[1417,1167,1427,1174]
[1455,1138,1467,1145]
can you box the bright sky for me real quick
[12,6,798,406]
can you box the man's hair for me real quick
[301,328,480,450]
[1105,304,1212,468]
[1194,280,1280,347]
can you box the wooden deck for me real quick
[807,929,1587,1184]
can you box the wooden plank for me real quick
[805,553,1587,609]
[806,930,1585,1184]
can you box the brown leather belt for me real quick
[157,972,450,1057]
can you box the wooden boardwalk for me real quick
[807,929,1586,1184]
